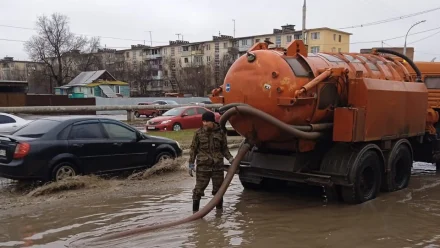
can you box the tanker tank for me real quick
[211,40,440,204]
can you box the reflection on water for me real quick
[0,163,440,247]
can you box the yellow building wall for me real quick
[306,29,350,53]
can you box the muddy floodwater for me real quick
[0,160,440,247]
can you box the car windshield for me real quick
[12,119,60,138]
[162,108,184,116]
[166,100,178,105]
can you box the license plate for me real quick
[147,126,156,130]
[0,149,6,157]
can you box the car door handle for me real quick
[72,144,84,148]
[113,143,123,146]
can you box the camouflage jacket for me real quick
[189,123,233,171]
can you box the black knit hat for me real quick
[202,111,215,122]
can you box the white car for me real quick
[0,113,31,134]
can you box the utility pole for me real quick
[176,33,181,40]
[404,20,426,56]
[302,0,307,44]
[145,31,152,46]
[232,19,236,37]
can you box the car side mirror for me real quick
[136,132,143,142]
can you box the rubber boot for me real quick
[216,198,223,209]
[193,200,200,212]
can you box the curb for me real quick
[181,143,241,156]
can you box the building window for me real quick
[333,34,336,41]
[206,44,211,50]
[207,56,211,62]
[265,37,271,41]
[241,40,248,45]
[223,42,227,48]
[311,46,320,53]
[332,47,336,52]
[338,48,342,52]
[294,34,302,40]
[276,35,281,47]
[183,46,189,51]
[178,47,182,53]
[286,35,292,42]
[126,52,129,58]
[256,39,260,42]
[184,58,189,63]
[311,32,320,40]
[339,35,342,42]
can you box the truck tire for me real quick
[239,177,262,190]
[341,150,382,204]
[382,142,412,192]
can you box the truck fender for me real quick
[320,143,385,184]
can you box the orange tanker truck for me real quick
[210,40,440,204]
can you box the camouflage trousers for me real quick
[192,170,224,200]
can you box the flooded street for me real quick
[1,158,440,247]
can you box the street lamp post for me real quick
[403,20,426,56]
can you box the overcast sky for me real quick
[1,0,439,61]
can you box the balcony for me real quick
[150,64,161,70]
[238,45,252,52]
[145,54,162,60]
[191,50,204,56]
[182,50,191,57]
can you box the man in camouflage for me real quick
[188,111,234,212]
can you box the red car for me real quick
[134,102,160,118]
[146,106,220,131]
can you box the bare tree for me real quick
[24,13,99,87]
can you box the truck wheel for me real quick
[134,111,140,118]
[382,143,412,192]
[239,173,262,190]
[341,150,382,204]
[240,179,262,190]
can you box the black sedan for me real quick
[0,116,182,182]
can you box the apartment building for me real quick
[0,56,45,81]
[306,27,352,54]
[232,25,351,55]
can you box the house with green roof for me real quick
[54,70,129,98]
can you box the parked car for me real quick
[134,102,160,118]
[146,106,220,131]
[151,100,179,115]
[0,116,182,182]
[153,100,179,105]
[0,113,31,134]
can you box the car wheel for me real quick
[172,123,182,131]
[51,162,78,182]
[155,151,175,164]
[134,111,140,118]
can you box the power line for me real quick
[338,6,440,29]
[0,38,26,43]
[409,30,440,44]
[0,24,169,44]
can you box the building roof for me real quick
[306,27,352,35]
[0,80,28,86]
[66,70,116,86]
